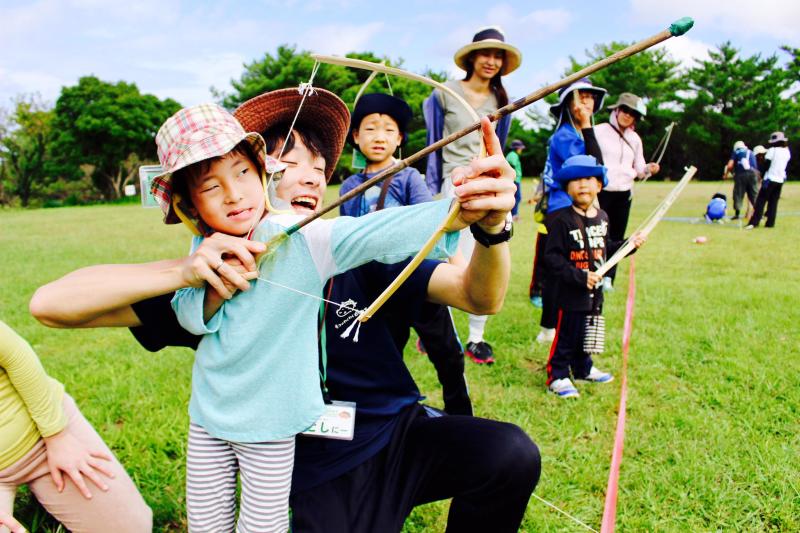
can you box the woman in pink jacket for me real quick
[595,92,660,289]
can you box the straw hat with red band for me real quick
[453,26,522,76]
[234,87,350,182]
[151,103,279,233]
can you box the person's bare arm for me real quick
[426,238,509,314]
[428,117,514,313]
[30,234,265,328]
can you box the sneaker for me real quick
[415,338,427,354]
[465,341,495,365]
[530,295,543,308]
[549,378,579,398]
[602,277,614,292]
[536,327,555,344]
[744,224,754,230]
[577,366,614,383]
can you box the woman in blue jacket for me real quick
[531,78,606,344]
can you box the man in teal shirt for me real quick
[506,139,525,220]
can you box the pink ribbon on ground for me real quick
[601,256,636,533]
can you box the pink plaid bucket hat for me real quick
[151,103,273,229]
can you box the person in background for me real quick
[752,144,768,185]
[746,131,792,229]
[531,77,607,345]
[506,139,525,221]
[542,155,645,398]
[595,92,659,291]
[723,140,758,220]
[423,26,521,365]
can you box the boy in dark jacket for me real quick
[544,155,644,398]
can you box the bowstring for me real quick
[531,493,599,533]
[648,121,675,166]
[245,60,366,339]
[255,274,367,342]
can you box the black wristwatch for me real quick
[470,214,513,247]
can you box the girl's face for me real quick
[471,49,504,81]
[272,134,327,215]
[616,106,638,129]
[188,152,266,236]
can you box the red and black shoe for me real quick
[465,341,495,365]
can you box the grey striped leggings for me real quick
[186,423,295,533]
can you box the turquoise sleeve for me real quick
[171,286,224,335]
[329,198,460,274]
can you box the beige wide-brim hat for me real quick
[607,92,648,118]
[454,26,522,76]
[234,88,350,182]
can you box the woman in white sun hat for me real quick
[747,131,791,229]
[423,26,521,365]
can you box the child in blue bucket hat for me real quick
[542,154,645,398]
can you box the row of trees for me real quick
[0,79,180,206]
[1,42,797,207]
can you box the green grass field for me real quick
[2,181,798,532]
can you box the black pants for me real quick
[732,170,758,216]
[749,181,783,227]
[598,189,632,281]
[290,404,541,533]
[546,309,593,384]
[533,212,559,329]
[390,303,472,416]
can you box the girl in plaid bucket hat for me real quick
[151,99,515,532]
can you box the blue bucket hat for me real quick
[549,77,607,119]
[350,93,413,146]
[553,154,608,188]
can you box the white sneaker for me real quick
[549,378,579,398]
[744,224,754,230]
[536,327,556,344]
[577,366,614,383]
[602,277,614,292]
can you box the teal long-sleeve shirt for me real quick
[172,199,459,443]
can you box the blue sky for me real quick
[1,0,797,112]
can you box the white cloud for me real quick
[519,9,572,36]
[630,0,800,44]
[0,67,66,104]
[483,4,572,42]
[657,35,713,69]
[298,21,384,55]
[138,53,248,106]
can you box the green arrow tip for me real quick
[669,17,694,36]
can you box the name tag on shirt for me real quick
[301,401,356,441]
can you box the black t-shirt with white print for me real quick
[544,206,623,312]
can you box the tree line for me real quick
[1,42,797,207]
